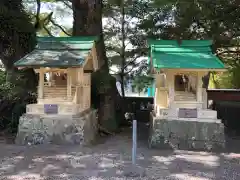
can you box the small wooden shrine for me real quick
[14,37,100,145]
[15,37,99,115]
[148,40,226,150]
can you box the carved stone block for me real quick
[149,114,225,151]
[15,109,97,145]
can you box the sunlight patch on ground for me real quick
[0,156,24,175]
[222,152,240,159]
[170,173,212,180]
[41,164,62,173]
[32,157,44,163]
[7,173,42,180]
[98,157,115,168]
[175,153,220,167]
[70,157,87,168]
[46,154,73,160]
[153,155,175,165]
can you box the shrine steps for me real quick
[43,86,76,101]
[174,91,196,101]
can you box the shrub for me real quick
[0,71,37,134]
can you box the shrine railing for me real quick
[42,86,76,101]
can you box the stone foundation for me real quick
[15,109,98,145]
[26,103,82,115]
[149,113,225,151]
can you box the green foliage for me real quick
[131,0,240,89]
[0,0,36,69]
[0,0,38,134]
[209,72,231,89]
[0,71,37,133]
[0,70,6,84]
[132,75,154,95]
[103,0,153,97]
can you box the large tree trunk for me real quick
[120,0,126,99]
[72,0,122,132]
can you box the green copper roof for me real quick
[148,40,225,70]
[14,36,98,68]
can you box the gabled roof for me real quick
[148,40,225,70]
[14,36,98,68]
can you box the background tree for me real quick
[104,0,153,98]
[0,0,37,88]
[135,0,240,88]
[0,0,38,134]
[132,75,154,96]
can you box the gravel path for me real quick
[0,125,240,180]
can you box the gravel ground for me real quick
[0,124,240,180]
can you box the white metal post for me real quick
[132,120,137,165]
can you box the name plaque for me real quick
[44,104,58,114]
[178,108,197,118]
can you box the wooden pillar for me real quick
[38,68,44,100]
[78,68,83,86]
[154,87,158,112]
[49,72,54,86]
[197,72,203,104]
[167,72,175,108]
[82,73,91,110]
[154,73,159,111]
[92,43,98,70]
[67,68,72,100]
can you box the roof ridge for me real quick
[37,36,99,42]
[148,39,213,47]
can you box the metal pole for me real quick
[132,120,137,165]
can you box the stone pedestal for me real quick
[149,113,225,151]
[158,108,218,119]
[26,103,82,115]
[15,109,98,145]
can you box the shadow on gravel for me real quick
[0,123,240,180]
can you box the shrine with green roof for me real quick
[14,36,100,145]
[148,39,226,151]
[15,36,99,112]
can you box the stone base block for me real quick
[15,109,98,145]
[149,114,225,151]
[158,108,217,119]
[26,103,82,115]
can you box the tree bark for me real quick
[0,1,37,90]
[72,0,121,132]
[120,0,126,98]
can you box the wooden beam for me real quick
[67,68,72,100]
[161,68,226,72]
[83,54,94,71]
[35,68,68,73]
[91,42,99,70]
[84,70,93,73]
[38,68,44,100]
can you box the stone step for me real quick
[175,93,196,97]
[41,97,73,101]
[175,93,195,96]
[175,98,196,101]
[175,96,196,99]
[43,88,76,99]
[175,91,196,101]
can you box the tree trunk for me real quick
[120,0,126,98]
[120,73,125,97]
[202,72,210,89]
[72,0,121,132]
[0,7,37,91]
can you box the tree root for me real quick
[98,124,115,136]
